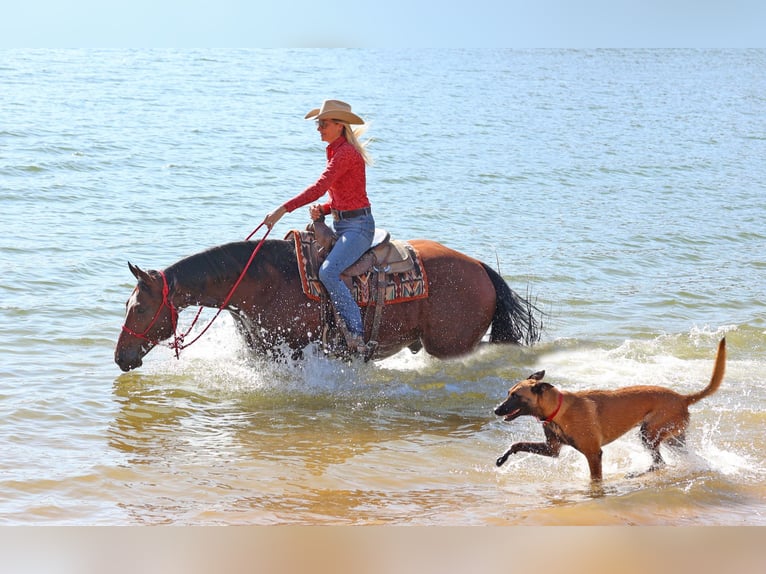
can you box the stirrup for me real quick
[347,335,377,362]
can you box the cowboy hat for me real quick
[304,99,364,124]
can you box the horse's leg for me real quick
[407,340,423,354]
[230,311,257,349]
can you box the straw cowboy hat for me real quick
[304,99,365,124]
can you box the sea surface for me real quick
[1,49,765,525]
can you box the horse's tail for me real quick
[481,263,542,346]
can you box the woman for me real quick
[263,99,374,355]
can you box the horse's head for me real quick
[114,262,178,372]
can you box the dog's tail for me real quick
[686,338,726,405]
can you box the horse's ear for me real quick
[128,262,149,282]
[529,370,545,381]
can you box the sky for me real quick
[1,0,765,47]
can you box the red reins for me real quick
[121,223,271,359]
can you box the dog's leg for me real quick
[496,448,514,467]
[496,432,563,467]
[496,441,562,467]
[584,450,604,481]
[638,422,667,473]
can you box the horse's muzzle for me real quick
[115,349,142,372]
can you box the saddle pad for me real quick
[290,230,429,306]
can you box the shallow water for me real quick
[1,49,765,525]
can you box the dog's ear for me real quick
[531,381,553,395]
[529,370,545,381]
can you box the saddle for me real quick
[286,218,427,360]
[309,218,415,284]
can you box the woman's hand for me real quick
[263,206,287,229]
[309,204,325,221]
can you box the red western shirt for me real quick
[283,135,369,215]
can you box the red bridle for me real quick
[120,223,271,360]
[121,270,179,351]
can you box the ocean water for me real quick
[1,49,765,525]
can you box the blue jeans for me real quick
[318,213,375,338]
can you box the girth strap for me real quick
[368,266,387,348]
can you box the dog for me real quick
[494,338,726,481]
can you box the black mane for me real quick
[165,239,297,291]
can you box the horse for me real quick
[114,236,541,372]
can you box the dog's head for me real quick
[494,370,557,422]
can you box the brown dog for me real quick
[494,338,726,481]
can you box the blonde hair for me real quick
[338,121,374,166]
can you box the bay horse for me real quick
[115,237,541,372]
